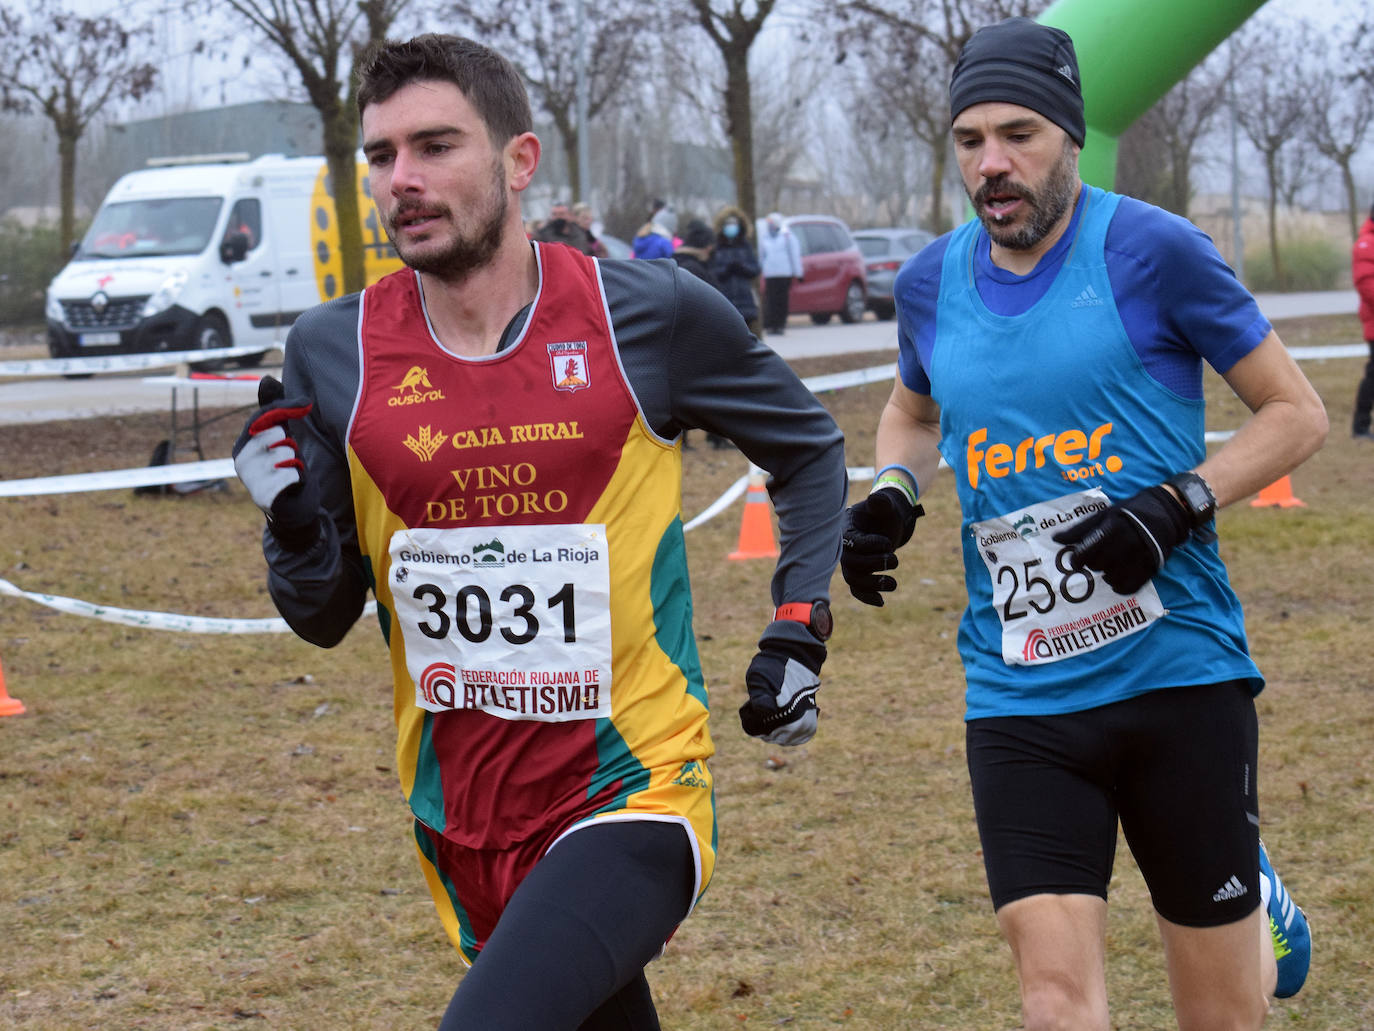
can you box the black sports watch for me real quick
[1165,471,1217,528]
[774,600,833,642]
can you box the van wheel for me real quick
[809,312,833,325]
[839,281,866,324]
[190,314,230,372]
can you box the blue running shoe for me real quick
[1259,839,1311,998]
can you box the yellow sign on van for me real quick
[310,162,404,300]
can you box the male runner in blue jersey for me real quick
[840,18,1323,1029]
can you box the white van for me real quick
[44,153,402,366]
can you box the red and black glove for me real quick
[232,376,322,550]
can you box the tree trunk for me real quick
[57,129,78,255]
[1340,159,1358,241]
[1168,143,1191,219]
[1265,152,1283,286]
[928,133,950,234]
[723,47,755,224]
[564,126,581,204]
[323,105,366,295]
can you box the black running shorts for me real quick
[966,680,1260,927]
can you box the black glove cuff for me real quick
[1142,485,1194,548]
[752,635,826,676]
[877,488,923,549]
[266,512,325,553]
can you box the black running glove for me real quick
[739,637,825,746]
[840,487,924,606]
[232,375,322,550]
[1051,485,1192,595]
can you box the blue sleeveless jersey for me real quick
[929,186,1261,719]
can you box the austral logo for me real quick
[672,760,709,788]
[390,365,446,407]
[403,424,448,462]
[548,341,590,392]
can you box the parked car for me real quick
[771,215,868,325]
[852,227,935,320]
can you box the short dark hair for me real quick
[356,34,533,145]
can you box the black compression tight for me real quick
[437,819,694,1031]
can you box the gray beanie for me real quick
[949,17,1086,148]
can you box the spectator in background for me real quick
[533,200,594,255]
[673,219,728,450]
[709,205,762,337]
[758,212,803,335]
[632,207,675,260]
[671,219,720,289]
[1351,201,1374,439]
[650,197,678,237]
[572,202,606,258]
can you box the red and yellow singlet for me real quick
[346,243,716,959]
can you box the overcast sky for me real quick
[127,0,1353,113]
[64,0,1370,210]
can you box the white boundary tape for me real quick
[0,343,278,378]
[0,459,235,497]
[0,575,377,634]
[0,344,1332,631]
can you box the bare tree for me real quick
[831,0,1042,234]
[0,0,158,252]
[214,0,407,294]
[1115,52,1228,218]
[686,0,780,224]
[1232,19,1310,287]
[448,0,665,204]
[744,44,823,216]
[1305,29,1374,239]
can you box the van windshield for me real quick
[76,197,224,259]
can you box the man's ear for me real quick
[506,131,541,192]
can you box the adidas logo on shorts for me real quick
[1212,875,1248,902]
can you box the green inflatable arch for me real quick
[1038,0,1267,188]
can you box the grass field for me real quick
[1,314,1371,1029]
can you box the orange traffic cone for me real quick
[1249,475,1306,508]
[0,654,24,717]
[729,471,779,560]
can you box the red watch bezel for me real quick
[773,600,833,641]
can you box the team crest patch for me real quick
[548,340,590,393]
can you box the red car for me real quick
[780,215,869,324]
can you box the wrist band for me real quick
[873,475,918,507]
[872,464,918,506]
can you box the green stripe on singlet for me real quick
[651,516,707,710]
[586,517,699,809]
[413,820,477,957]
[410,712,447,833]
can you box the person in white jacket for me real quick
[758,212,803,335]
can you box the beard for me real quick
[969,139,1080,251]
[383,158,508,282]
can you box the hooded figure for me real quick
[709,204,761,328]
